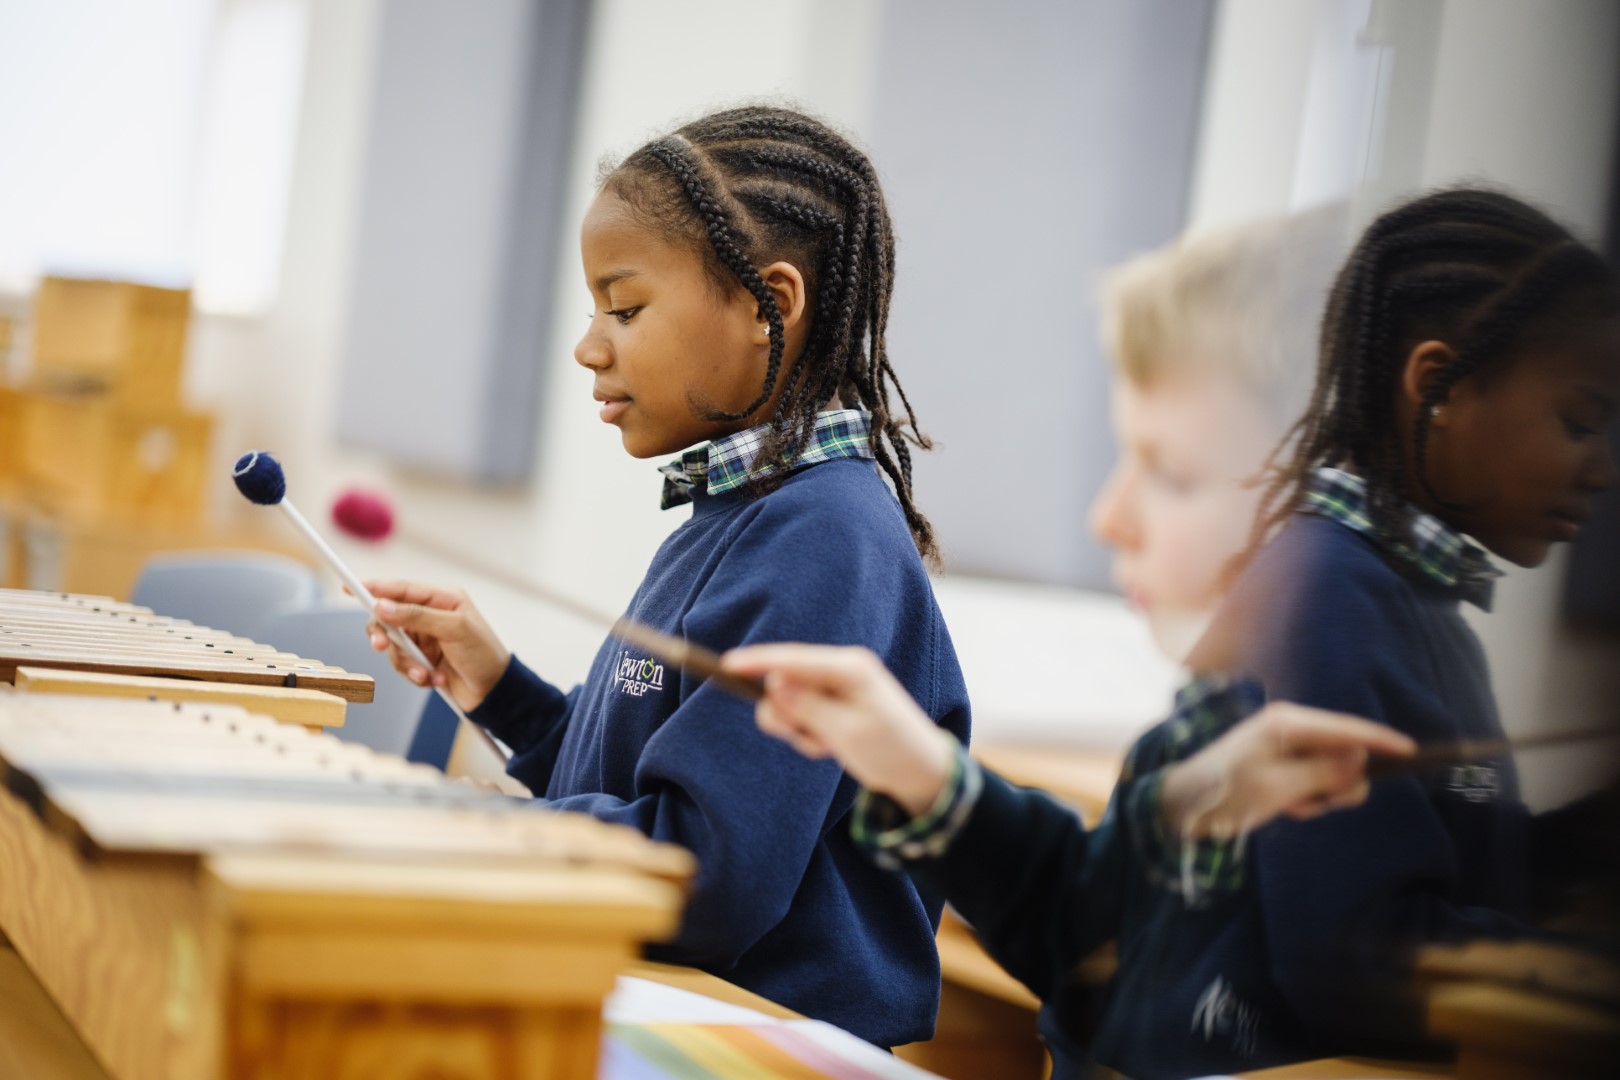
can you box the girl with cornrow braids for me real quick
[724,187,1620,1080]
[362,105,970,1048]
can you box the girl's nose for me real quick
[575,319,610,370]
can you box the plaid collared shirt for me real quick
[658,409,875,510]
[1302,467,1501,611]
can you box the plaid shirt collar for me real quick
[658,409,874,510]
[1303,467,1501,611]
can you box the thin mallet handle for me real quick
[400,527,766,700]
[609,618,765,701]
[1366,725,1619,780]
[276,500,509,760]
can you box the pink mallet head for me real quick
[331,488,395,542]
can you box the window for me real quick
[0,0,307,315]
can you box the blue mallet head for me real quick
[232,451,287,506]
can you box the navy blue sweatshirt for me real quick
[908,509,1547,1079]
[470,457,971,1047]
[1182,511,1536,1064]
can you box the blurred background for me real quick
[0,0,1615,808]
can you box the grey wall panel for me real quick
[481,0,589,479]
[864,0,1212,588]
[336,0,588,482]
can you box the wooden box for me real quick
[15,386,212,526]
[31,277,190,406]
[0,498,310,599]
[0,384,18,496]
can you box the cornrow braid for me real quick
[641,141,786,421]
[1248,186,1620,560]
[603,106,939,561]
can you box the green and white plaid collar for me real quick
[658,409,874,510]
[1303,467,1501,610]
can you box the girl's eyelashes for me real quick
[585,306,643,325]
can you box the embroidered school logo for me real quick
[1446,763,1501,804]
[1191,975,1261,1057]
[614,650,666,698]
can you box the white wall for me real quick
[1188,0,1383,229]
[1188,0,1322,228]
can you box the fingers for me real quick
[1284,782,1371,821]
[724,644,887,695]
[1185,746,1370,837]
[765,678,871,745]
[364,618,445,685]
[1177,705,1414,839]
[1269,753,1370,819]
[373,597,462,641]
[755,698,832,758]
[1265,704,1416,758]
[363,579,467,610]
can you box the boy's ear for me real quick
[757,261,808,332]
[1400,340,1461,422]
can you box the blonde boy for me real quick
[1090,204,1347,660]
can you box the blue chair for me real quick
[131,552,322,641]
[405,692,462,770]
[255,605,428,759]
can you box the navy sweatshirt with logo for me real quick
[1177,511,1539,1071]
[910,512,1552,1079]
[468,457,971,1048]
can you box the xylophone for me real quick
[0,589,695,1080]
[0,588,375,702]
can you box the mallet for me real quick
[231,451,511,760]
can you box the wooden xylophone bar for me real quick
[0,590,375,702]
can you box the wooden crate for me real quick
[31,277,190,406]
[14,385,212,527]
[0,384,18,497]
[0,314,14,371]
[0,497,312,599]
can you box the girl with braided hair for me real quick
[729,186,1618,1079]
[362,105,969,1047]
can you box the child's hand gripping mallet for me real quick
[330,487,766,700]
[231,452,509,761]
